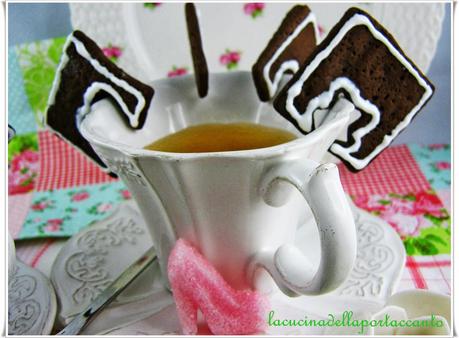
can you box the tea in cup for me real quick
[144,122,297,153]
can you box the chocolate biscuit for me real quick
[273,7,434,171]
[185,3,209,98]
[252,5,318,102]
[46,30,154,169]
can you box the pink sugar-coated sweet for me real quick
[168,239,270,335]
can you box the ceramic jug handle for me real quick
[251,161,356,296]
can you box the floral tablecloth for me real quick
[8,36,451,295]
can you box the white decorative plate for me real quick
[8,233,15,276]
[70,2,444,83]
[8,261,57,335]
[51,199,405,335]
[50,201,172,330]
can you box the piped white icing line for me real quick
[48,33,146,129]
[79,82,139,126]
[262,11,319,99]
[47,34,72,111]
[284,13,433,170]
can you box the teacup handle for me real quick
[250,160,356,296]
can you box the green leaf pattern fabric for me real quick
[15,37,67,128]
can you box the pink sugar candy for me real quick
[168,239,269,335]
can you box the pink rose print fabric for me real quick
[8,133,39,195]
[433,161,450,170]
[353,191,450,256]
[144,3,161,10]
[119,189,132,200]
[243,3,265,18]
[31,197,55,212]
[9,149,39,194]
[102,45,123,62]
[168,66,188,78]
[44,218,63,232]
[220,50,241,70]
[71,191,90,202]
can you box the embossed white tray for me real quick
[8,261,57,335]
[51,201,172,330]
[51,200,405,335]
[70,3,444,83]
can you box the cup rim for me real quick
[79,71,333,161]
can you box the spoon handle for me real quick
[57,246,157,335]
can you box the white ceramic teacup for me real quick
[79,71,357,296]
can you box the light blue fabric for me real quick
[8,3,72,46]
[408,144,451,190]
[19,181,131,239]
[8,50,37,134]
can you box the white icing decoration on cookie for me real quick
[48,32,146,129]
[48,34,72,110]
[284,13,433,170]
[78,82,140,126]
[263,12,319,99]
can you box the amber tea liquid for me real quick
[144,122,297,153]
